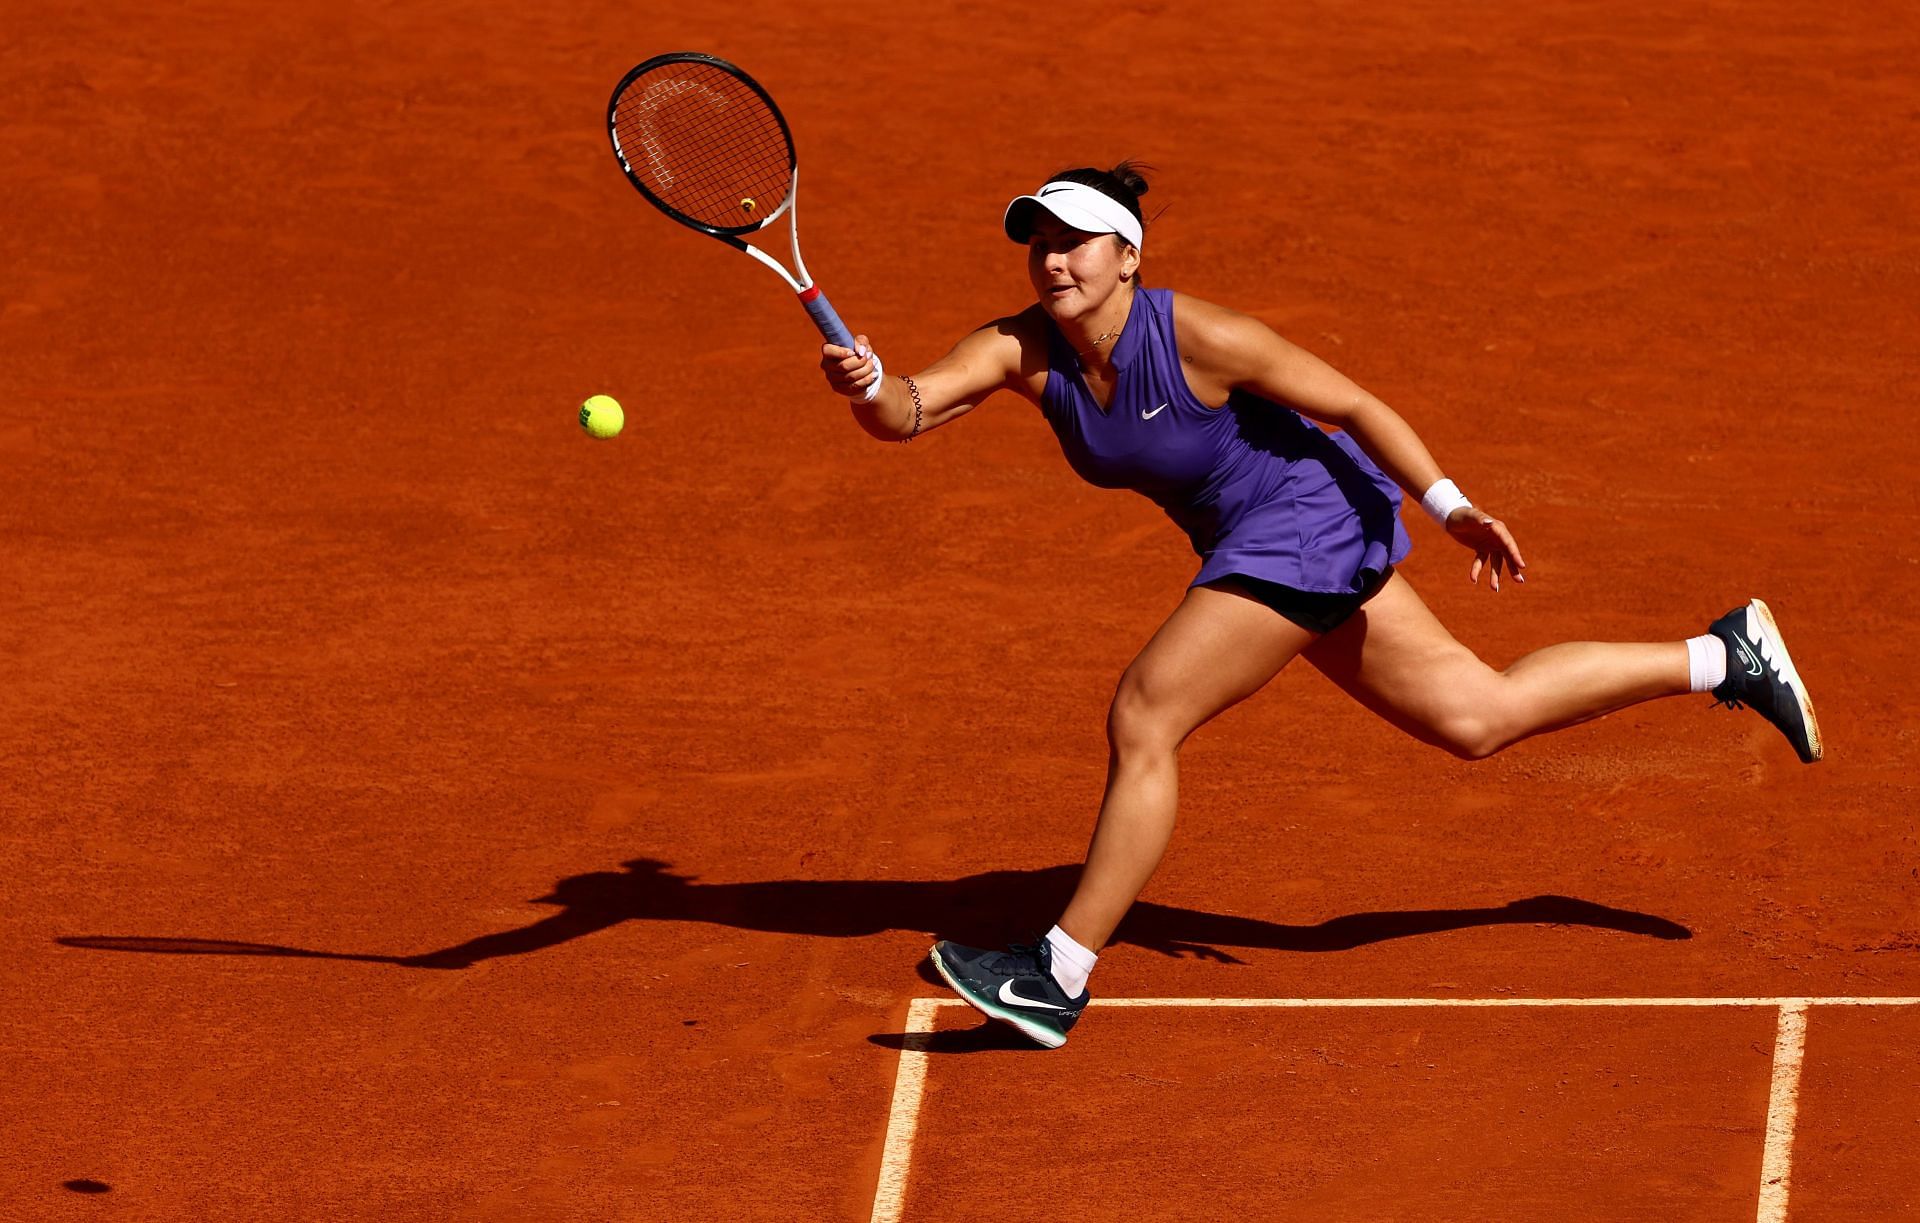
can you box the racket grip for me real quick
[797,286,857,350]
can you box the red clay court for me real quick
[5,1,1918,1219]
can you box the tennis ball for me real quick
[578,394,623,440]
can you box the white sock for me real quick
[1686,634,1728,693]
[1044,925,1098,996]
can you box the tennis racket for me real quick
[607,52,857,349]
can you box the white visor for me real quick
[1004,181,1144,251]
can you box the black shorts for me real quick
[1207,566,1395,636]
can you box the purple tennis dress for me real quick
[1039,288,1412,595]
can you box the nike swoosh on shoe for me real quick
[998,979,1071,1011]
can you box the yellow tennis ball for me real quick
[578,394,623,440]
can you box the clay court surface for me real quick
[5,1,1918,1219]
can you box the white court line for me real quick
[1756,1001,1811,1223]
[912,996,1920,1008]
[870,996,1919,1223]
[1088,996,1920,1008]
[869,997,941,1223]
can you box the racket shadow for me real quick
[54,937,409,963]
[53,858,1688,971]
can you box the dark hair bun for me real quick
[1041,160,1154,223]
[1109,161,1151,199]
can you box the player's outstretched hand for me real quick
[1446,507,1527,592]
[820,335,881,400]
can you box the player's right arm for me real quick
[822,313,1041,442]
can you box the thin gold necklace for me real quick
[1073,322,1122,363]
[1073,286,1135,362]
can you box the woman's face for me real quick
[1026,213,1139,324]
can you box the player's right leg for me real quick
[1066,582,1319,949]
[932,582,1316,1047]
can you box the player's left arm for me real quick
[1172,292,1525,588]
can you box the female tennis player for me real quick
[818,163,1821,1049]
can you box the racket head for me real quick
[608,52,797,238]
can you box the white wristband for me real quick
[858,348,886,403]
[1420,478,1472,526]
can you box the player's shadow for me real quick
[57,857,1689,971]
[869,1026,1039,1055]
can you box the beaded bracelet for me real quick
[900,375,924,443]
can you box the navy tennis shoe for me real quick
[929,939,1089,1049]
[1709,598,1822,763]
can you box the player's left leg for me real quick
[1305,573,1816,760]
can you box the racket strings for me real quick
[612,62,792,231]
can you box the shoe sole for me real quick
[1751,598,1822,763]
[927,946,1069,1049]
